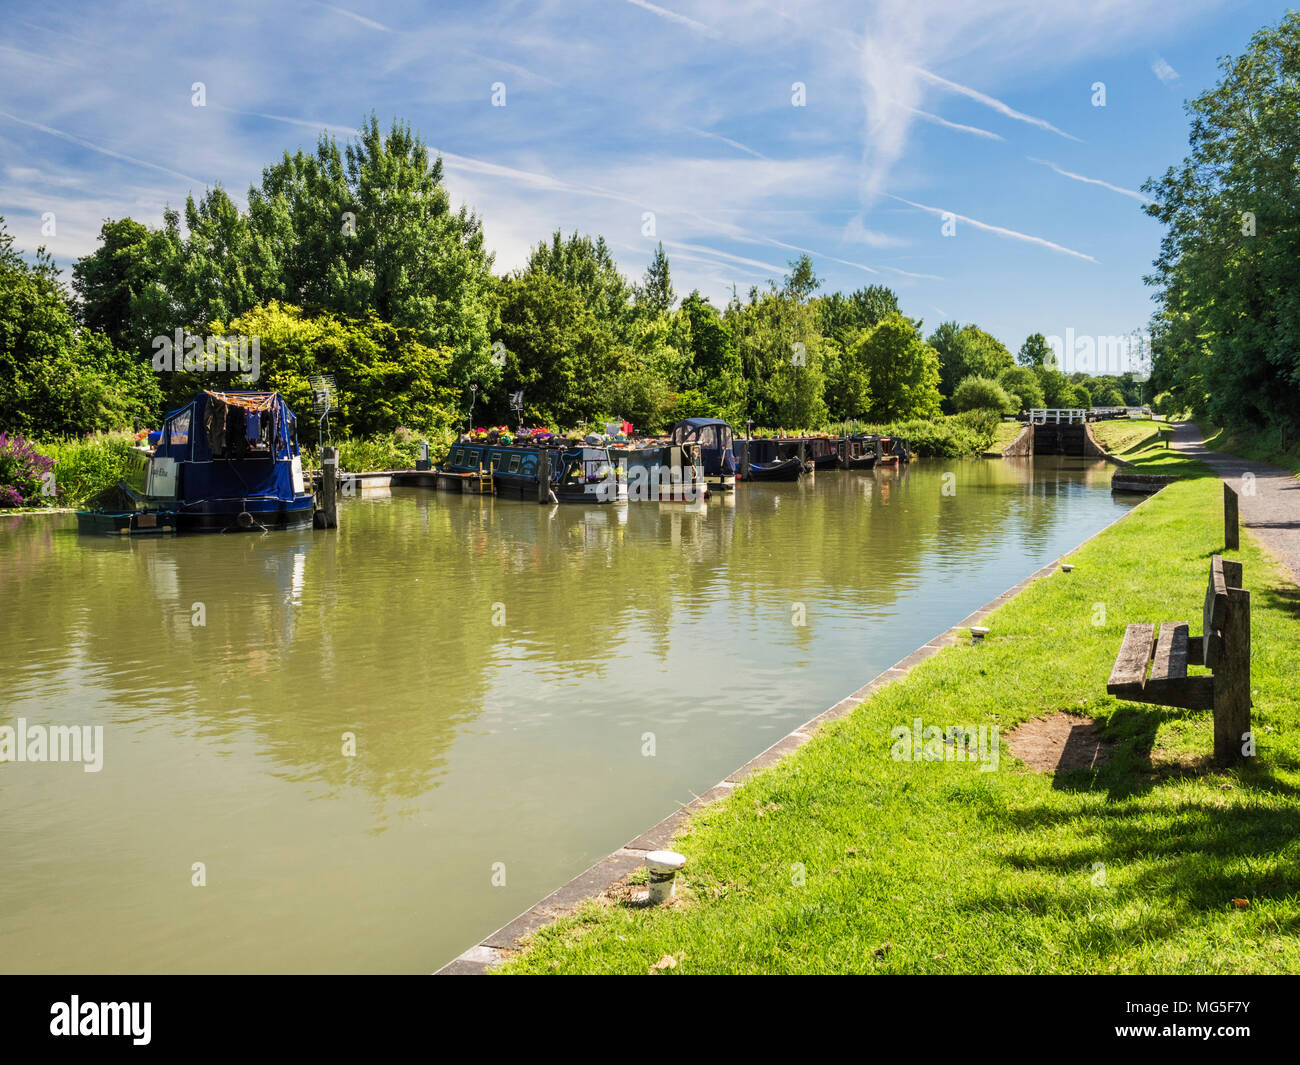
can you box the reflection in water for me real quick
[0,457,1133,973]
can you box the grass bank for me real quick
[500,437,1300,974]
[1198,423,1300,477]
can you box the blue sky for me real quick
[0,0,1290,368]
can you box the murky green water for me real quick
[0,457,1133,973]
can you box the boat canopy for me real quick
[154,391,301,501]
[670,418,733,448]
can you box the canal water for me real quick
[0,457,1134,973]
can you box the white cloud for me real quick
[1151,56,1180,84]
[889,194,1099,263]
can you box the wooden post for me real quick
[1224,483,1239,551]
[317,446,338,528]
[1213,568,1251,766]
[739,438,750,478]
[838,438,848,469]
[537,448,550,503]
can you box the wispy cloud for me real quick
[0,109,208,187]
[624,0,720,38]
[1151,56,1180,84]
[1029,157,1152,204]
[684,126,768,160]
[910,66,1081,142]
[903,105,1004,142]
[888,194,1098,263]
[313,2,391,33]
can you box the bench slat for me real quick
[1108,623,1154,696]
[1150,621,1189,683]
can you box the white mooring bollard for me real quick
[645,850,686,904]
[970,626,990,646]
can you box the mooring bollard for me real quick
[646,850,686,904]
[1225,482,1239,551]
[970,626,989,646]
[315,446,338,529]
[416,441,430,471]
[1061,563,1075,573]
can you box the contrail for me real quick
[1028,158,1152,203]
[889,194,1098,263]
[910,67,1082,142]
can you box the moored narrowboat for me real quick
[443,438,625,503]
[668,418,738,490]
[77,391,315,534]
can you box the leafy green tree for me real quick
[0,217,160,435]
[525,229,632,339]
[71,218,174,351]
[998,366,1045,410]
[1035,365,1073,408]
[246,114,498,388]
[1017,332,1053,368]
[953,375,1012,414]
[636,243,675,315]
[1143,12,1300,435]
[212,302,459,441]
[852,313,943,421]
[929,322,1015,405]
[494,272,618,428]
[815,285,899,347]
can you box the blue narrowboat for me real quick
[77,390,315,534]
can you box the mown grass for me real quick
[1090,417,1165,456]
[499,437,1300,974]
[991,419,1026,451]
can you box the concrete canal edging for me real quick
[434,480,1160,975]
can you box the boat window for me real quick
[490,450,506,469]
[169,409,191,447]
[520,454,538,477]
[508,454,521,473]
[698,426,717,448]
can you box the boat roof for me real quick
[674,417,732,430]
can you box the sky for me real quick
[0,0,1290,373]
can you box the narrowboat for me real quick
[741,437,811,481]
[608,441,708,502]
[77,390,315,534]
[668,418,738,490]
[443,438,625,503]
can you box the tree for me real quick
[998,366,1045,411]
[71,218,171,351]
[245,114,498,388]
[1143,12,1300,435]
[852,313,943,422]
[636,243,675,315]
[676,291,743,422]
[953,375,1012,414]
[494,272,618,428]
[211,302,459,441]
[1018,333,1053,368]
[525,229,632,338]
[0,217,160,435]
[929,322,1014,406]
[815,285,899,347]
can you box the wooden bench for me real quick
[1107,555,1252,765]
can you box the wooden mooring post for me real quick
[314,446,338,529]
[739,439,751,479]
[537,448,551,504]
[1224,483,1239,551]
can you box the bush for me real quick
[998,366,1045,410]
[953,375,1012,414]
[37,433,139,507]
[309,428,456,472]
[0,433,57,506]
[864,411,998,457]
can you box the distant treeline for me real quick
[3,113,1144,443]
